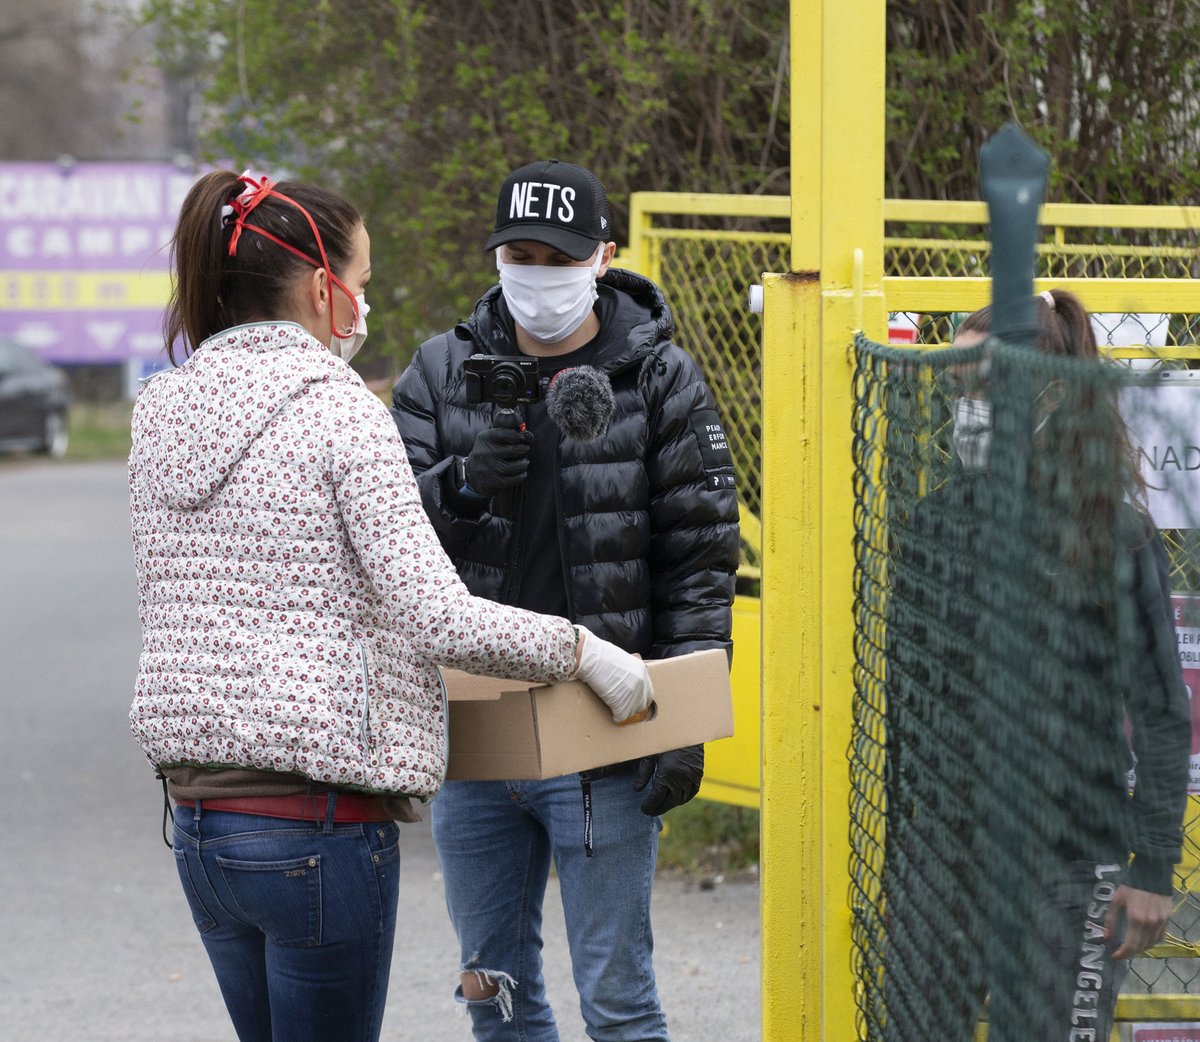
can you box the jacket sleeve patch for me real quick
[691,409,736,490]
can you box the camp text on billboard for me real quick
[0,161,200,365]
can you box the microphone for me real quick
[545,365,615,442]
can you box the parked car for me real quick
[0,340,71,459]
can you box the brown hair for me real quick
[957,289,1098,362]
[958,288,1147,565]
[164,171,362,363]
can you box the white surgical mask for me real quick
[496,247,602,344]
[952,396,992,471]
[331,293,369,363]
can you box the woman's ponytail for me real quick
[1039,288,1098,361]
[164,171,242,363]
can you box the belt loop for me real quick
[302,782,320,826]
[194,797,202,824]
[322,791,337,834]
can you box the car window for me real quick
[0,342,41,375]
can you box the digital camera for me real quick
[462,354,546,408]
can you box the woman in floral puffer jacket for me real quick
[129,170,651,1042]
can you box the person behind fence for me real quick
[390,158,740,1041]
[884,288,1189,1042]
[127,169,655,1042]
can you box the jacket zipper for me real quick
[551,434,576,619]
[356,638,371,744]
[500,458,525,605]
[430,667,450,797]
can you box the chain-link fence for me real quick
[877,204,1200,1029]
[624,197,1200,586]
[871,320,1200,1022]
[850,327,1200,1039]
[655,234,786,585]
[622,196,790,585]
[886,202,1200,283]
[625,194,1200,1026]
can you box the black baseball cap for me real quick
[485,160,612,261]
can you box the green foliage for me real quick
[135,0,788,371]
[657,799,760,880]
[887,0,1200,207]
[65,402,133,461]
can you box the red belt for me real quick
[174,792,391,823]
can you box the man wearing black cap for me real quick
[391,159,739,1041]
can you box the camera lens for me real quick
[493,371,520,398]
[490,362,526,406]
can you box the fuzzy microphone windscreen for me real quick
[545,365,616,441]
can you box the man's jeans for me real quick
[172,802,401,1042]
[431,770,670,1042]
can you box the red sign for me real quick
[1132,1025,1200,1042]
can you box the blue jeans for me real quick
[431,771,669,1042]
[171,801,401,1042]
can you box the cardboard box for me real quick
[440,648,733,780]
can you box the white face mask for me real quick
[496,247,602,344]
[952,396,992,471]
[331,293,369,363]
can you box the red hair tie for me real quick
[220,171,358,338]
[224,172,276,258]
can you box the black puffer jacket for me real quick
[391,268,739,659]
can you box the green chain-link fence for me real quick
[850,329,1200,1040]
[877,203,1200,1027]
[625,193,1200,1022]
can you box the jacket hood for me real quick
[132,323,345,509]
[459,267,676,372]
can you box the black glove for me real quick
[462,426,532,498]
[633,744,704,816]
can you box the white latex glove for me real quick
[574,626,654,724]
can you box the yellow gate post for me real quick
[761,1,886,1039]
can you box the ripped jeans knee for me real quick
[457,959,518,1022]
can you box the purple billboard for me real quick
[0,161,201,365]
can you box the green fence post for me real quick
[979,122,1050,341]
[977,121,1050,1042]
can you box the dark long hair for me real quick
[958,288,1097,362]
[164,171,361,363]
[960,288,1147,568]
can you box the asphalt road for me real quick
[0,458,760,1042]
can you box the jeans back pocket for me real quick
[215,853,323,948]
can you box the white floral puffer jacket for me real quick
[129,322,577,798]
